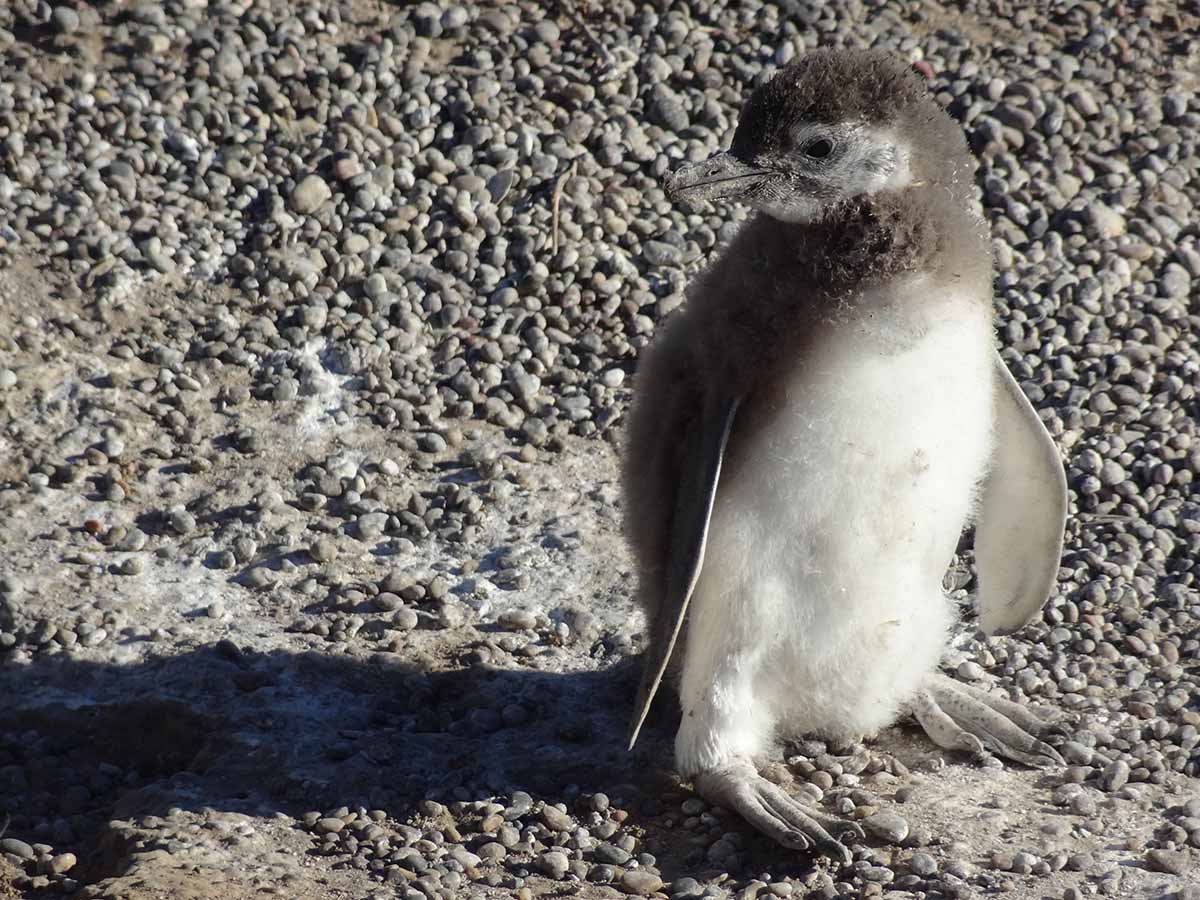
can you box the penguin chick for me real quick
[622,49,1068,862]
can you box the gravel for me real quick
[0,0,1198,897]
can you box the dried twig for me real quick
[551,0,637,82]
[551,160,578,256]
[552,0,614,68]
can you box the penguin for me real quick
[621,49,1068,862]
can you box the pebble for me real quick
[478,842,506,861]
[499,610,537,631]
[863,811,909,843]
[309,539,338,563]
[48,853,76,875]
[392,608,419,631]
[1,839,33,860]
[117,557,144,576]
[1070,793,1098,816]
[290,175,332,215]
[595,842,632,865]
[620,869,664,895]
[355,513,388,542]
[1085,203,1126,239]
[910,852,937,876]
[540,804,573,832]
[168,508,197,535]
[51,6,80,32]
[955,660,985,681]
[1102,760,1131,792]
[1060,741,1093,766]
[646,85,689,131]
[539,850,569,879]
[1144,848,1188,875]
[506,792,533,820]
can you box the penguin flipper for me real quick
[627,394,740,750]
[973,352,1067,635]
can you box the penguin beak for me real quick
[666,152,772,204]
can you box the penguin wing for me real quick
[627,393,740,750]
[974,352,1067,635]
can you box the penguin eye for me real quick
[803,137,834,159]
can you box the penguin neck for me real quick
[693,182,992,397]
[747,181,989,298]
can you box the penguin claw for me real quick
[693,761,854,864]
[913,674,1066,768]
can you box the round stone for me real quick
[538,850,569,879]
[52,6,80,32]
[309,538,338,563]
[863,811,910,843]
[291,174,332,214]
[910,852,937,876]
[620,869,664,895]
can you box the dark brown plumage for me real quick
[733,50,928,147]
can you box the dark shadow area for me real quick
[0,642,724,888]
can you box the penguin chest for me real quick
[716,292,995,572]
[684,286,996,737]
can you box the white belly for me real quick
[675,284,995,775]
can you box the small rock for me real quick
[955,660,985,681]
[355,512,388,542]
[864,811,909,843]
[1085,203,1126,239]
[168,507,196,535]
[478,842,506,861]
[499,610,537,630]
[309,538,338,563]
[672,876,704,898]
[910,852,937,876]
[540,804,573,832]
[487,169,516,204]
[646,84,689,131]
[392,608,419,631]
[1101,759,1130,792]
[49,853,76,875]
[51,6,80,32]
[291,174,332,215]
[539,850,569,879]
[643,240,682,267]
[118,556,144,576]
[1145,849,1188,875]
[620,869,664,895]
[1060,741,1093,766]
[0,839,33,860]
[861,866,894,884]
[506,791,533,819]
[594,842,631,865]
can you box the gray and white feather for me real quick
[622,49,1068,861]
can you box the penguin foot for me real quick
[693,759,861,863]
[911,673,1065,767]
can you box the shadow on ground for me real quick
[0,641,693,885]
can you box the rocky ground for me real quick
[1,0,1199,898]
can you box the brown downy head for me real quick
[666,49,977,224]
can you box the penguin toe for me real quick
[693,761,855,863]
[915,674,1067,769]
